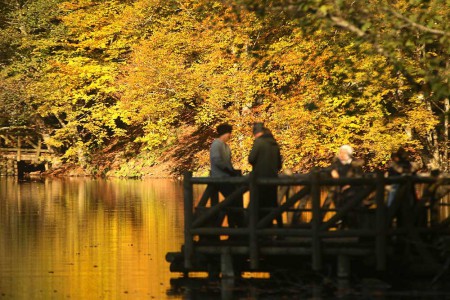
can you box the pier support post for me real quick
[311,171,322,271]
[249,173,259,269]
[221,278,235,300]
[221,248,235,278]
[183,172,194,270]
[337,254,350,278]
[16,136,21,162]
[375,171,387,271]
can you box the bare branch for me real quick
[329,15,366,37]
[325,13,423,92]
[386,8,449,36]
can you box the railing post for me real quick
[17,136,21,161]
[35,139,42,163]
[375,171,387,271]
[249,173,259,269]
[311,171,322,271]
[404,175,414,229]
[183,171,194,270]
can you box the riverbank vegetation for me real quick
[1,0,449,177]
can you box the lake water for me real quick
[1,177,450,299]
[0,177,185,299]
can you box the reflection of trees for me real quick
[0,177,186,299]
[0,178,185,252]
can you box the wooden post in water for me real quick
[337,254,350,278]
[183,171,194,269]
[375,171,387,270]
[249,173,259,269]
[221,247,234,278]
[17,136,21,162]
[311,171,322,271]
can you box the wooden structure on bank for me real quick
[0,126,52,176]
[167,172,450,279]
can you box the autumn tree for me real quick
[261,0,449,170]
[0,0,448,175]
[118,0,268,172]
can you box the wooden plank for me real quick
[190,176,248,185]
[319,229,376,237]
[195,246,372,256]
[255,228,312,236]
[36,139,42,158]
[191,185,248,228]
[257,186,311,229]
[320,186,375,231]
[375,171,387,271]
[23,136,38,148]
[0,135,15,146]
[16,136,21,161]
[311,171,322,271]
[191,228,249,235]
[183,172,194,269]
[249,173,259,269]
[195,184,217,208]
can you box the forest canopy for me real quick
[0,0,449,176]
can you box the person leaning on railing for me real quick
[328,145,364,228]
[386,147,418,207]
[248,123,283,228]
[209,123,244,229]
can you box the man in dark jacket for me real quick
[248,124,282,228]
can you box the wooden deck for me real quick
[0,126,52,176]
[167,172,450,279]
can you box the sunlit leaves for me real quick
[0,0,448,174]
[119,0,263,153]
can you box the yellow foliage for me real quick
[1,0,448,173]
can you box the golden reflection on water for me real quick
[0,177,185,299]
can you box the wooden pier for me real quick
[166,172,450,279]
[0,126,52,177]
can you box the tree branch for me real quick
[326,13,423,92]
[386,8,449,36]
[329,15,365,37]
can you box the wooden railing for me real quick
[182,172,450,273]
[0,130,51,163]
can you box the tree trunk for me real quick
[426,102,441,170]
[445,98,449,172]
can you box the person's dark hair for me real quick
[390,152,399,160]
[262,127,272,135]
[217,123,232,136]
[396,147,409,160]
[252,122,264,135]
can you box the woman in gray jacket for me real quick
[210,123,243,229]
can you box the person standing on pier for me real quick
[248,123,283,228]
[327,145,364,227]
[386,147,419,227]
[210,123,244,229]
[386,147,416,207]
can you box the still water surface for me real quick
[0,177,184,299]
[1,177,450,299]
